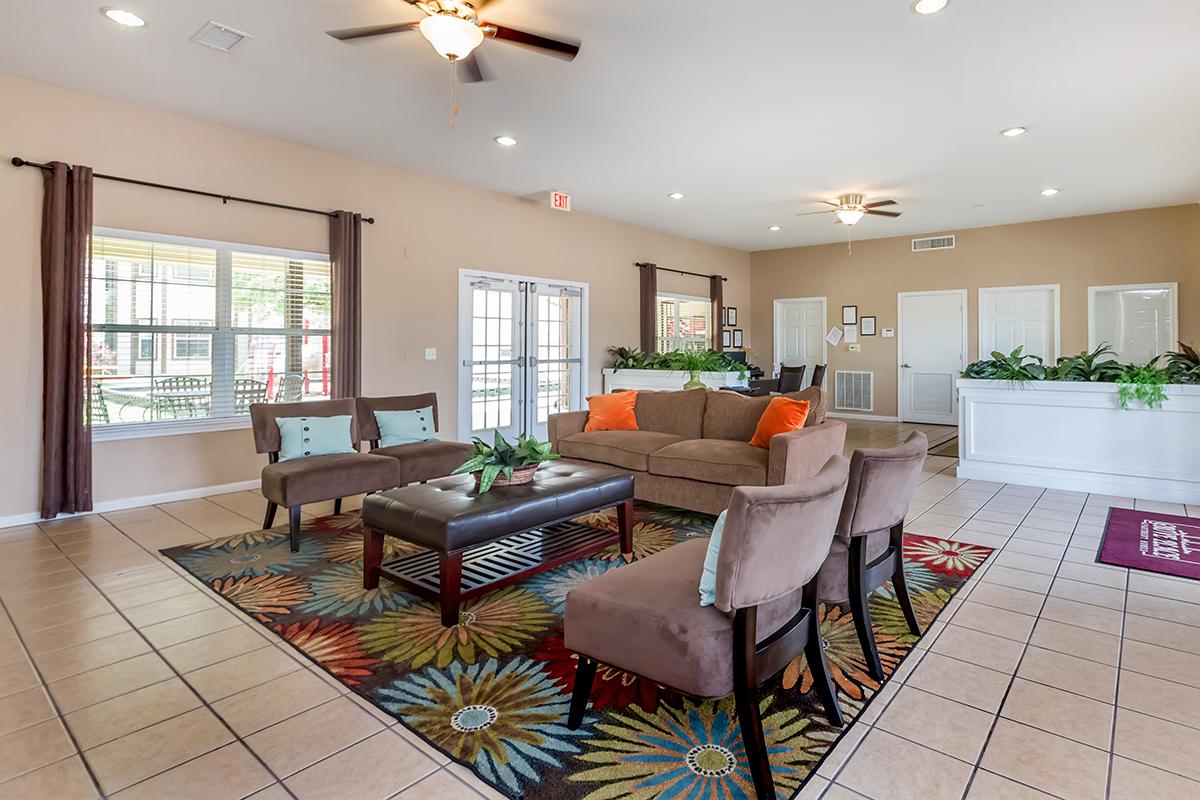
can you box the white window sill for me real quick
[91,416,252,442]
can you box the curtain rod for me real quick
[635,262,727,282]
[10,157,375,225]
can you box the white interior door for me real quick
[459,271,586,444]
[899,290,966,425]
[774,298,827,384]
[979,285,1059,362]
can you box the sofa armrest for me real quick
[767,420,848,485]
[548,410,589,452]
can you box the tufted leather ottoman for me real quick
[361,461,635,626]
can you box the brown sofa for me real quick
[547,387,846,514]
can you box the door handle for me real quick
[901,363,911,368]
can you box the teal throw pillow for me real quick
[375,407,438,447]
[698,509,728,607]
[275,415,355,461]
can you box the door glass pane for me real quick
[470,287,517,433]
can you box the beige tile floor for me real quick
[0,421,1197,800]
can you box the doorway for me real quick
[773,297,827,386]
[898,290,967,425]
[457,270,588,443]
[979,284,1060,362]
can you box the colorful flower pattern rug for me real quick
[162,503,991,799]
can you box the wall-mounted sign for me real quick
[551,191,572,212]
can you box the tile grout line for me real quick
[958,489,1091,800]
[1103,550,1132,800]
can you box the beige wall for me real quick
[0,73,750,519]
[751,205,1200,418]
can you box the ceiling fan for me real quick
[797,194,902,226]
[326,0,581,83]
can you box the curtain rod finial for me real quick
[11,157,26,167]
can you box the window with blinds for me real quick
[89,231,332,433]
[656,293,712,352]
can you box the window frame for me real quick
[1087,281,1179,363]
[656,291,713,352]
[91,227,331,442]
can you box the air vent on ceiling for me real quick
[912,234,956,252]
[191,21,252,53]
[835,370,874,412]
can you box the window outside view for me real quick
[656,293,711,352]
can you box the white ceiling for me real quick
[3,0,1199,251]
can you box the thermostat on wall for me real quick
[882,328,895,338]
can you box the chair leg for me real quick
[890,522,922,636]
[732,608,776,800]
[288,506,302,553]
[333,497,343,516]
[262,501,277,531]
[848,536,884,682]
[802,583,844,727]
[567,656,597,730]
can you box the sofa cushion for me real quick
[557,430,686,472]
[634,388,707,438]
[370,440,475,486]
[703,387,826,441]
[261,453,402,507]
[648,439,768,487]
[564,538,804,698]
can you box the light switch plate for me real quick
[424,347,437,361]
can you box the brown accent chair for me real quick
[548,388,846,514]
[564,456,850,800]
[355,394,474,486]
[250,399,402,552]
[816,431,929,681]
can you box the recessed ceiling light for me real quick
[911,0,950,15]
[767,225,782,232]
[667,192,685,200]
[1000,126,1028,138]
[493,135,517,147]
[101,7,146,27]
[1040,187,1061,196]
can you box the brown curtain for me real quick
[330,211,362,398]
[40,162,94,518]
[710,274,724,351]
[638,262,657,353]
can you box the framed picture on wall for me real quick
[722,330,732,349]
[842,305,858,325]
[733,329,744,348]
[861,316,877,336]
[726,307,738,326]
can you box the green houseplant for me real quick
[452,430,561,493]
[1165,342,1200,385]
[1116,360,1170,410]
[606,345,749,387]
[664,347,727,389]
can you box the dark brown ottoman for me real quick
[361,461,635,626]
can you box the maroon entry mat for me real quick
[1097,507,1200,581]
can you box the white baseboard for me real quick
[826,412,902,422]
[0,479,262,532]
[955,462,1200,505]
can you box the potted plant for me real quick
[665,347,727,389]
[452,430,561,493]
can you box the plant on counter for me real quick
[961,341,1198,410]
[452,430,560,493]
[607,345,748,383]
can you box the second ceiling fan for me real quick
[326,0,580,83]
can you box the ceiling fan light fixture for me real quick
[836,209,865,226]
[419,13,484,61]
[912,0,950,14]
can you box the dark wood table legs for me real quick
[362,527,384,590]
[438,552,464,627]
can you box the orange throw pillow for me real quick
[749,396,810,448]
[584,391,639,432]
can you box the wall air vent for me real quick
[835,370,874,412]
[912,235,956,252]
[191,21,252,53]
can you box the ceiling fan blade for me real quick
[482,24,580,60]
[863,199,897,208]
[457,52,491,83]
[865,209,902,218]
[326,22,420,41]
[820,200,840,207]
[796,210,836,216]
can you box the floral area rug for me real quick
[162,503,991,800]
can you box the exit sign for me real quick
[550,191,571,212]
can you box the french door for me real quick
[458,271,587,443]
